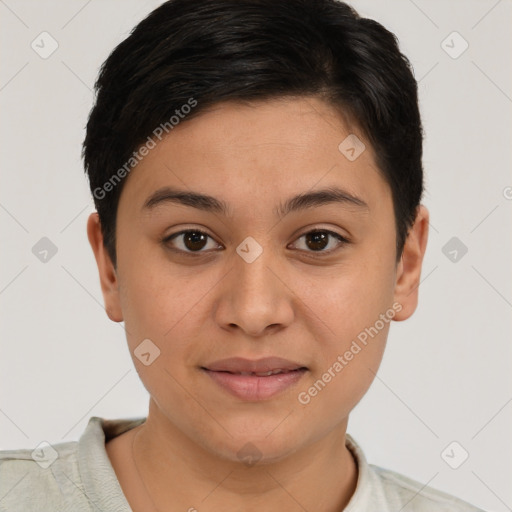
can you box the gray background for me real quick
[1,0,511,510]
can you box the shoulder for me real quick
[0,440,90,511]
[0,416,142,512]
[344,433,486,512]
[370,464,486,511]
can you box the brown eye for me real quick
[305,231,329,251]
[164,230,220,253]
[291,229,349,254]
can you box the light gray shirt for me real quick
[0,416,485,511]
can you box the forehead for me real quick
[163,96,365,160]
[118,96,389,217]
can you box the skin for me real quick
[87,96,429,512]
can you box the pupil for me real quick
[185,232,207,251]
[306,231,328,251]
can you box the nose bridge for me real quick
[236,238,275,299]
[217,234,294,335]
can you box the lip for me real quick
[201,357,308,401]
[203,356,306,373]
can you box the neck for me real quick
[129,400,358,512]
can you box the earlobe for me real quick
[86,212,124,323]
[392,205,429,321]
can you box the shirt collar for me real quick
[78,415,146,512]
[77,416,371,510]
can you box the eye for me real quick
[163,229,221,254]
[162,227,349,256]
[290,229,349,254]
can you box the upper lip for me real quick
[202,357,307,373]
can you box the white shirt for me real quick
[0,416,485,511]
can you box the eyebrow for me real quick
[142,185,369,218]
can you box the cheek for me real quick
[116,231,181,330]
[117,249,221,374]
[117,268,199,402]
[297,304,391,424]
[293,242,396,398]
[116,250,177,350]
[298,257,397,340]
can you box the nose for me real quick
[213,242,295,338]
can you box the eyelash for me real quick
[162,228,350,256]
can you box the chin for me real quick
[190,420,298,464]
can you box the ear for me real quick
[86,212,123,322]
[392,205,429,321]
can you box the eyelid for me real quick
[293,225,350,241]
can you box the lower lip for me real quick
[202,368,307,401]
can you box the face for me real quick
[88,96,428,463]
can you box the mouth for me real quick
[201,357,308,401]
[209,368,305,377]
